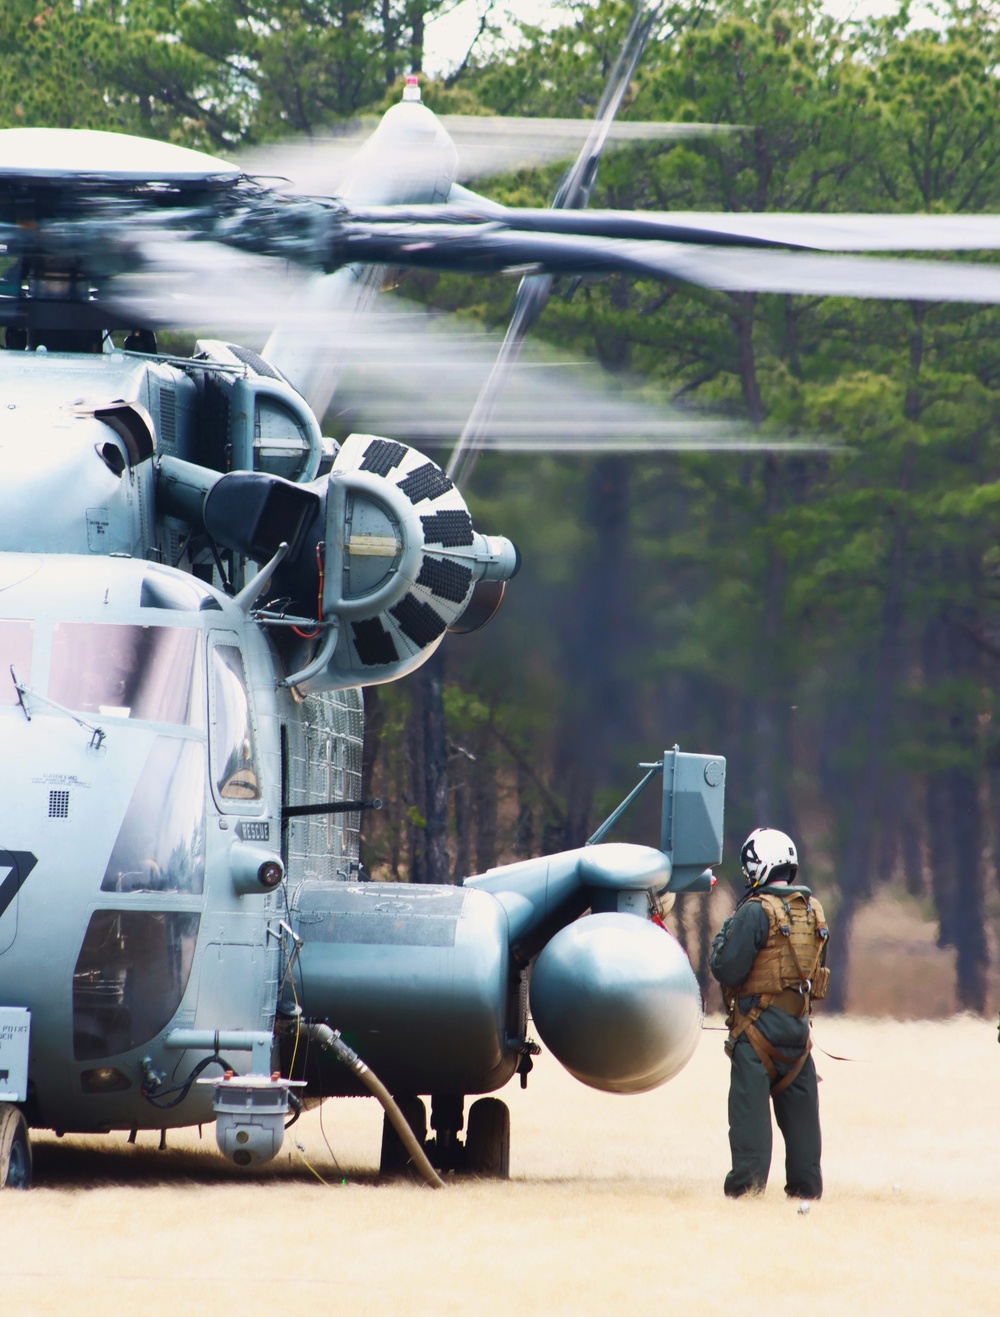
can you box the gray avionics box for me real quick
[0,1007,30,1102]
[661,747,726,891]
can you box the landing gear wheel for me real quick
[0,1104,31,1189]
[379,1096,427,1178]
[465,1097,509,1179]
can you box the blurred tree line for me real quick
[6,0,1000,1011]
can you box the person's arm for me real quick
[709,902,770,986]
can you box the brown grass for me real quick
[3,1015,999,1316]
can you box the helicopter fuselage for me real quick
[0,327,721,1159]
[0,343,524,1133]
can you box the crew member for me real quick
[710,827,830,1199]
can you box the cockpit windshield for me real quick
[0,620,33,706]
[49,623,203,727]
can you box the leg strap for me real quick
[743,1022,811,1097]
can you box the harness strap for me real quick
[735,1014,812,1096]
[770,1035,811,1097]
[727,990,777,1043]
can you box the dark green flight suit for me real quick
[710,882,824,1200]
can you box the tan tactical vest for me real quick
[724,890,830,1095]
[740,891,829,1000]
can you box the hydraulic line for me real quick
[306,1023,445,1189]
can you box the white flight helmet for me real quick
[740,827,798,889]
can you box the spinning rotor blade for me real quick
[321,296,821,453]
[109,250,804,456]
[237,117,724,196]
[103,237,313,333]
[338,204,1000,252]
[572,210,1000,252]
[323,224,1000,304]
[38,208,1000,342]
[447,0,668,488]
[640,242,1000,301]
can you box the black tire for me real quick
[379,1096,427,1177]
[0,1104,31,1189]
[465,1098,509,1179]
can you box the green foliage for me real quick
[0,0,464,147]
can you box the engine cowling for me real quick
[529,913,703,1094]
[156,433,518,693]
[307,432,517,690]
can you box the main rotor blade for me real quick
[104,236,313,331]
[447,0,668,488]
[324,224,1000,302]
[103,244,835,454]
[636,242,1000,301]
[507,209,1000,252]
[335,204,1000,252]
[238,117,723,196]
[323,297,822,453]
[96,219,1000,341]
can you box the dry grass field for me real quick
[3,1013,998,1317]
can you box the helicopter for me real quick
[4,44,1000,1190]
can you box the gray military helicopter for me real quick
[4,38,1000,1191]
[0,78,732,1190]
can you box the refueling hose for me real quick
[307,1023,445,1189]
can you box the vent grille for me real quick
[417,557,473,604]
[390,594,447,648]
[225,342,284,380]
[360,438,407,477]
[157,385,177,451]
[352,617,399,667]
[49,790,70,819]
[420,510,474,547]
[398,463,454,504]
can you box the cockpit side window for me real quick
[73,910,200,1061]
[50,623,202,727]
[210,643,261,802]
[101,738,206,894]
[0,620,32,706]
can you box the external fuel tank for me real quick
[288,881,519,1097]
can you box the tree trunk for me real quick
[751,455,797,831]
[828,428,918,1009]
[473,730,498,873]
[731,293,764,425]
[452,774,471,882]
[381,0,397,86]
[409,3,425,74]
[922,606,988,1010]
[515,761,535,858]
[550,455,634,850]
[420,648,450,883]
[406,682,426,884]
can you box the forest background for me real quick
[5,0,1000,1016]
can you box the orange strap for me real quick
[742,1021,811,1096]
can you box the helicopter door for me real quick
[202,634,270,1028]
